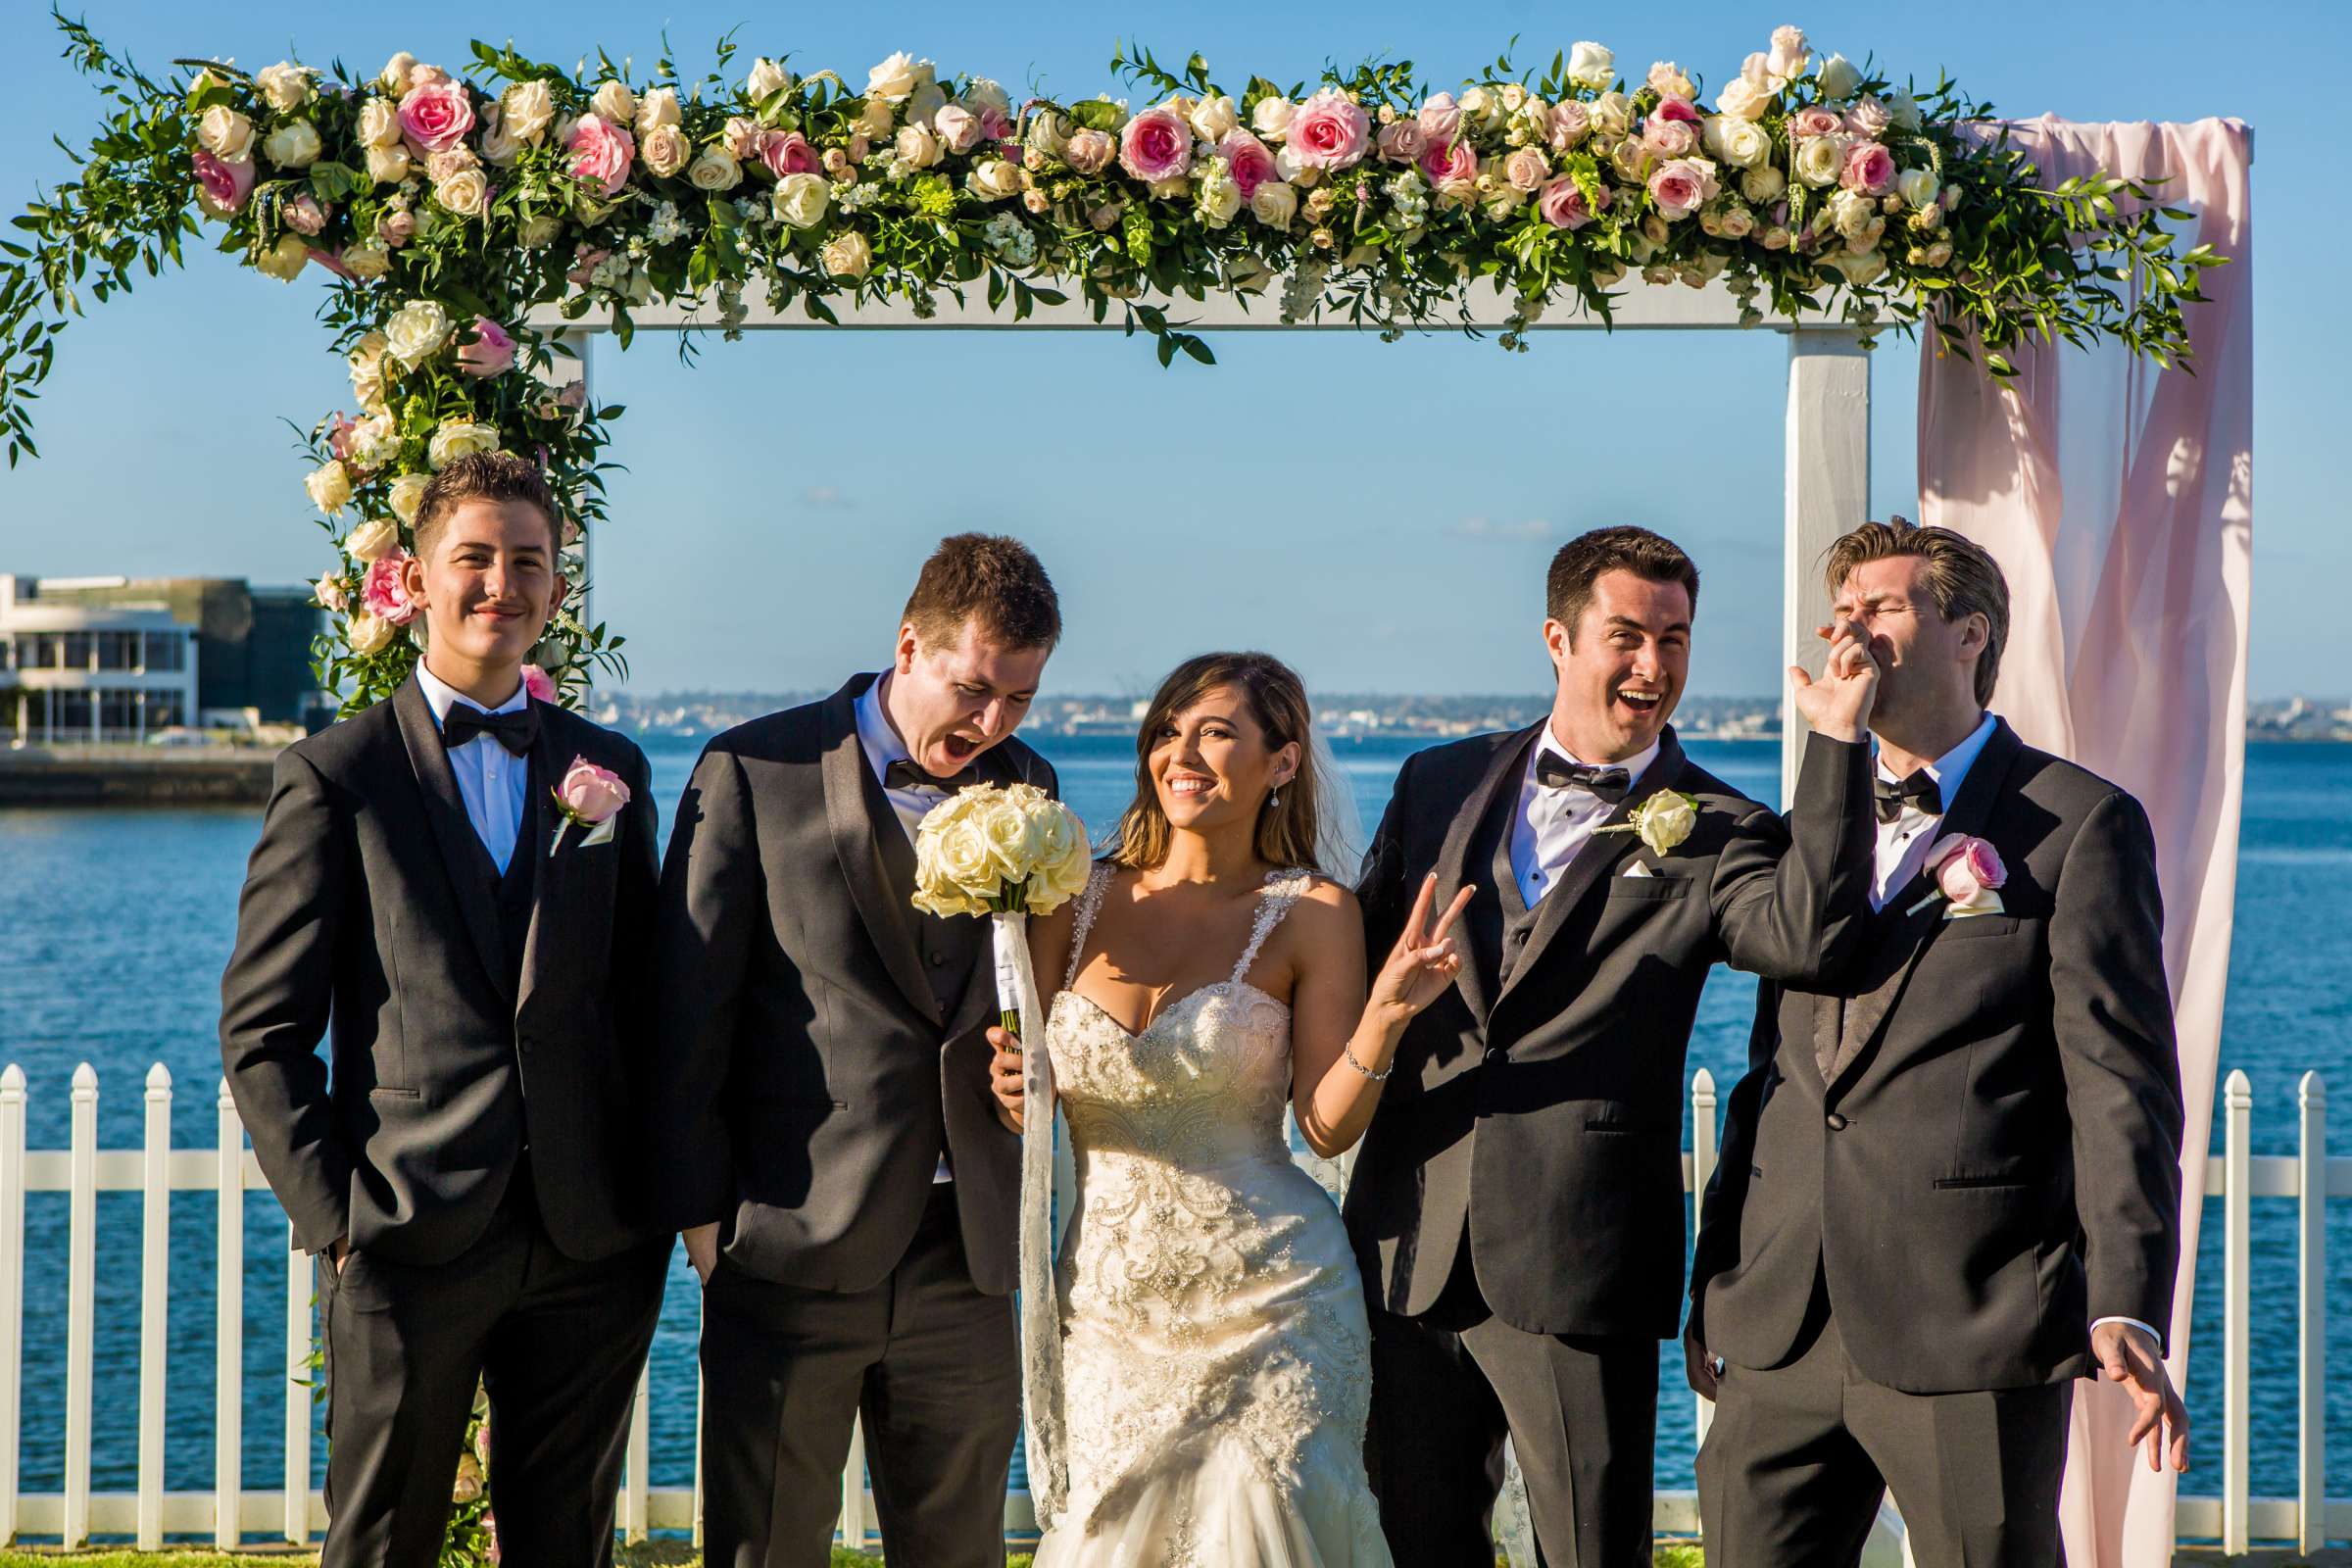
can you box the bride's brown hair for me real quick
[1108,652,1324,873]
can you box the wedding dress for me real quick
[1028,864,1394,1568]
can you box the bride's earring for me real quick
[1267,787,1281,810]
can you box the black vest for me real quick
[1467,732,1544,993]
[462,760,540,995]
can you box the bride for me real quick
[990,652,1471,1567]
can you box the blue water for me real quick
[0,734,2343,1525]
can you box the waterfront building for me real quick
[0,575,321,745]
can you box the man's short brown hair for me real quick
[1823,518,2010,706]
[901,533,1061,651]
[412,453,561,561]
[1545,525,1701,641]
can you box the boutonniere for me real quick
[549,756,629,858]
[1596,790,1700,857]
[1906,833,2007,916]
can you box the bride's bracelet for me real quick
[1342,1040,1393,1082]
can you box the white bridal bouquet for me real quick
[908,781,1090,1525]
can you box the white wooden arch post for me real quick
[526,278,1872,1548]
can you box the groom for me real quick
[220,453,668,1568]
[1686,520,2187,1565]
[650,534,1061,1568]
[1348,525,1882,1565]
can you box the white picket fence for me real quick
[0,1062,2339,1553]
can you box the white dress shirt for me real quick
[1869,711,1997,910]
[854,674,958,1183]
[1870,711,2160,1349]
[1507,726,1661,907]
[416,662,531,873]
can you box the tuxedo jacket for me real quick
[219,673,661,1267]
[1690,718,2183,1394]
[647,674,1056,1297]
[1343,725,1874,1339]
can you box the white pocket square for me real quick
[1620,859,1654,879]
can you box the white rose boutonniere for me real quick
[1596,790,1701,857]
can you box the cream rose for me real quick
[1740,166,1786,204]
[1250,180,1298,228]
[820,229,873,277]
[387,474,429,526]
[517,213,562,248]
[1189,94,1239,144]
[346,612,396,657]
[1590,91,1632,138]
[502,80,556,142]
[255,234,311,281]
[255,63,312,113]
[770,172,829,228]
[590,79,637,125]
[1896,168,1940,210]
[366,144,412,184]
[1567,40,1616,91]
[386,299,454,367]
[968,158,1022,201]
[745,56,792,102]
[1703,115,1769,170]
[1252,94,1296,141]
[356,98,401,149]
[379,52,417,94]
[344,240,392,281]
[434,168,489,218]
[306,460,354,514]
[428,420,500,469]
[197,106,253,160]
[866,51,921,104]
[1817,53,1861,102]
[640,124,691,178]
[856,96,896,140]
[635,87,681,137]
[1794,133,1847,187]
[263,122,321,170]
[1715,76,1774,122]
[894,124,941,170]
[687,149,744,191]
[344,516,401,563]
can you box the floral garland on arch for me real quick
[0,14,2222,715]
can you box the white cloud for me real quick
[1446,516,1552,541]
[801,485,856,509]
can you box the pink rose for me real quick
[1840,141,1895,194]
[1537,175,1608,229]
[1651,96,1701,125]
[457,317,516,378]
[520,664,557,704]
[361,552,417,626]
[1845,96,1893,139]
[1416,93,1460,145]
[1116,107,1190,182]
[1646,157,1719,220]
[1504,147,1549,193]
[1064,128,1114,175]
[326,412,357,461]
[1546,101,1591,151]
[192,149,256,213]
[934,103,982,155]
[378,208,416,247]
[1788,106,1843,139]
[557,756,631,824]
[760,129,817,179]
[1419,136,1477,187]
[722,117,762,161]
[1928,833,2007,906]
[978,106,1013,141]
[1376,120,1425,163]
[565,114,636,196]
[398,79,476,155]
[1642,117,1698,158]
[1288,89,1370,171]
[283,193,327,235]
[566,245,612,285]
[1218,131,1278,200]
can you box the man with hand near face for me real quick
[652,533,1062,1568]
[220,452,667,1568]
[1348,525,1883,1567]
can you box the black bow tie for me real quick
[1874,769,1941,824]
[1534,752,1632,803]
[442,703,538,758]
[885,757,978,794]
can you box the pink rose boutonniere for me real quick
[1908,833,2006,916]
[550,756,629,857]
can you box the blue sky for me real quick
[2,1,2340,698]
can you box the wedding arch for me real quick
[0,15,2249,1565]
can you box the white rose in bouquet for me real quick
[346,612,396,657]
[590,79,637,125]
[306,461,354,514]
[1703,116,1770,171]
[197,106,253,160]
[264,122,322,170]
[1816,54,1862,102]
[255,63,312,113]
[771,172,830,229]
[343,516,401,564]
[366,144,413,185]
[358,99,403,149]
[688,149,744,191]
[387,473,429,525]
[386,300,454,367]
[1567,41,1616,91]
[255,234,311,281]
[428,420,501,469]
[745,57,792,103]
[1793,133,1847,187]
[1896,168,1940,211]
[1189,94,1240,144]
[821,230,874,277]
[867,52,922,105]
[636,87,682,137]
[502,81,556,142]
[1252,95,1297,141]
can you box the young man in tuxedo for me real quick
[651,534,1060,1568]
[220,453,668,1568]
[1687,519,2189,1566]
[1348,525,1883,1566]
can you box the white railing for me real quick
[0,1061,2338,1553]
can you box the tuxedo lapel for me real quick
[514,706,576,1020]
[820,676,942,1023]
[391,674,513,1004]
[1493,730,1685,1015]
[1438,724,1542,1025]
[1825,719,2024,1090]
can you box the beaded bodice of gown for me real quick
[1033,863,1391,1567]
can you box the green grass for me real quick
[0,1547,1714,1568]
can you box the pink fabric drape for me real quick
[1918,117,2252,1567]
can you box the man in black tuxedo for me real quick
[1687,520,2189,1566]
[1348,525,1883,1566]
[651,534,1061,1568]
[220,453,668,1568]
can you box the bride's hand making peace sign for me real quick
[1365,873,1476,1026]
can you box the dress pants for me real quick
[318,1159,670,1568]
[1366,1239,1657,1568]
[700,1182,1020,1568]
[1696,1276,2072,1568]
